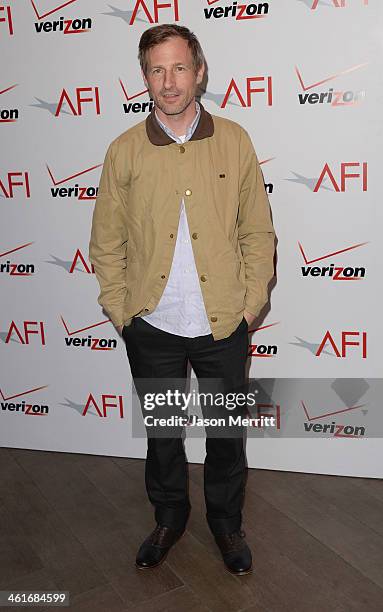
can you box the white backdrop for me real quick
[1,0,382,477]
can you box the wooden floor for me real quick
[1,447,382,612]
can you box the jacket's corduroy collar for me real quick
[146,101,214,145]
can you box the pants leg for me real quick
[186,317,249,535]
[122,317,191,531]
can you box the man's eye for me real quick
[176,66,185,71]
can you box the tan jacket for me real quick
[89,103,276,341]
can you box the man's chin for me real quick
[156,97,193,116]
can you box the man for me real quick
[89,24,275,575]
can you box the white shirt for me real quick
[140,106,212,337]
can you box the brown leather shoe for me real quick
[135,524,185,569]
[214,529,252,575]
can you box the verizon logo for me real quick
[299,241,368,280]
[203,0,270,21]
[1,384,49,415]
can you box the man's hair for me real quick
[138,24,205,76]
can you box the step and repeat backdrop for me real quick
[1,0,382,477]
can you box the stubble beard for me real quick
[153,91,196,117]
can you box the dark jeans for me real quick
[122,315,249,535]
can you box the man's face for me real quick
[142,36,204,116]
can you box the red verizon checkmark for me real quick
[60,316,110,336]
[30,0,78,20]
[46,163,102,186]
[295,62,368,92]
[260,157,275,166]
[0,84,18,96]
[0,385,48,401]
[301,400,365,422]
[119,79,148,102]
[0,242,34,259]
[248,321,279,338]
[298,241,368,265]
[207,0,221,4]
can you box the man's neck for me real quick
[155,98,197,137]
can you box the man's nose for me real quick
[163,69,176,89]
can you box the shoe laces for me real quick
[148,524,169,546]
[218,529,247,553]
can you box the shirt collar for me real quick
[154,101,201,144]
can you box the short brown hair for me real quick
[138,24,205,76]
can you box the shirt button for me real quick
[179,146,185,154]
[185,189,192,196]
[210,316,217,322]
[161,274,166,279]
[192,232,198,239]
[200,275,207,282]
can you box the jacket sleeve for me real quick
[238,128,276,317]
[89,140,128,328]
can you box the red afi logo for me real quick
[314,162,367,192]
[70,249,94,273]
[5,321,46,345]
[221,76,272,108]
[0,172,31,198]
[55,87,100,116]
[83,394,124,418]
[129,0,180,25]
[0,4,14,35]
[316,331,367,358]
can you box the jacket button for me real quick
[200,275,207,282]
[161,274,166,279]
[185,189,192,196]
[192,232,198,239]
[144,308,149,312]
[210,316,217,322]
[179,146,185,154]
[170,233,174,238]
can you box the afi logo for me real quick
[245,403,281,430]
[0,172,31,198]
[0,84,19,123]
[221,76,273,108]
[0,384,49,416]
[0,242,35,276]
[47,162,101,199]
[5,321,46,345]
[311,0,368,8]
[70,249,94,273]
[83,394,124,418]
[316,331,367,358]
[0,4,14,35]
[55,87,100,116]
[314,162,367,192]
[129,0,180,25]
[299,240,367,280]
[204,0,270,21]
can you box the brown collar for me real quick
[145,101,214,145]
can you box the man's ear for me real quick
[196,63,205,86]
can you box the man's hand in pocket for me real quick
[243,310,256,329]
